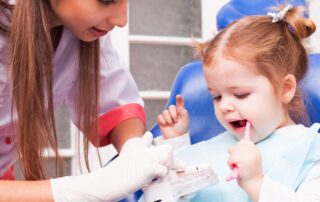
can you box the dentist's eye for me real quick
[98,0,116,5]
[234,93,250,99]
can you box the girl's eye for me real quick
[234,93,250,99]
[98,0,116,5]
[213,95,222,101]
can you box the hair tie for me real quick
[267,4,293,23]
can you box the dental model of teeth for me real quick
[143,164,218,202]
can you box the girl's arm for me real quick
[0,180,54,202]
[151,95,191,154]
[259,161,320,202]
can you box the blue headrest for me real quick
[217,0,307,31]
[301,53,320,124]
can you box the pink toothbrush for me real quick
[226,121,251,182]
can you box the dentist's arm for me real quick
[110,118,145,151]
[50,132,173,202]
[0,180,54,202]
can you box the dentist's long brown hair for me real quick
[1,0,100,180]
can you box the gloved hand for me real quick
[50,132,174,202]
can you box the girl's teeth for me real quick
[239,120,247,127]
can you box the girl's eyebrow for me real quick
[207,85,251,94]
[227,86,251,91]
[207,87,218,94]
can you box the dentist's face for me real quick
[204,57,288,143]
[49,0,128,42]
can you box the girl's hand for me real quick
[227,140,263,201]
[157,95,189,139]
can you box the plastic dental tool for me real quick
[226,121,251,182]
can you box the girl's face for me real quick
[204,57,293,143]
[49,0,128,42]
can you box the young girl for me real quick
[156,4,320,202]
[0,0,174,201]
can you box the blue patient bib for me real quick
[176,124,320,202]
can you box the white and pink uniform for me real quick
[0,27,146,179]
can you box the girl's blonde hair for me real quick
[196,5,316,125]
[1,0,100,180]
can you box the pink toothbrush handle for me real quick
[244,121,251,140]
[225,167,239,181]
[226,121,251,182]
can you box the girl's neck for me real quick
[277,115,295,129]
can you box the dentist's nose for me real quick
[109,0,128,27]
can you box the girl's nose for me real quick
[220,100,235,113]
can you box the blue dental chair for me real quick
[216,0,307,31]
[120,0,319,201]
[302,53,320,124]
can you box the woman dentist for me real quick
[0,0,173,201]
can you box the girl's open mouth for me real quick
[230,119,248,132]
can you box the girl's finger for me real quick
[227,147,235,154]
[176,95,185,111]
[168,105,178,122]
[162,110,174,126]
[157,114,167,126]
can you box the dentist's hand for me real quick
[158,95,189,139]
[50,132,174,202]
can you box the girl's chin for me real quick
[74,32,98,42]
[79,36,97,42]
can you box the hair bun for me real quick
[284,5,316,39]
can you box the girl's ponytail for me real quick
[284,6,316,39]
[279,5,316,124]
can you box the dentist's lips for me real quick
[90,27,109,37]
[229,119,248,133]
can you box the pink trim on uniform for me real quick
[98,103,146,146]
[0,166,15,180]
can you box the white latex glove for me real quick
[50,132,173,202]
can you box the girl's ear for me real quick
[281,74,297,104]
